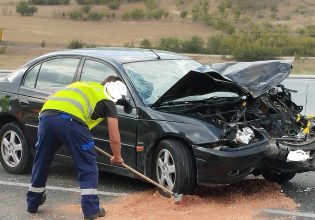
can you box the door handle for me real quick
[19,98,30,106]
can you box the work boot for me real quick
[27,192,46,214]
[84,207,106,220]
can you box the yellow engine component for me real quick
[302,121,311,135]
[296,114,301,122]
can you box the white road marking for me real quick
[0,180,128,197]
[262,208,315,218]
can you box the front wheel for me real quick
[153,139,196,194]
[0,123,32,174]
[262,169,296,184]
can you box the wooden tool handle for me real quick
[94,146,174,195]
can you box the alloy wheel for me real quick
[156,149,176,190]
[1,130,23,168]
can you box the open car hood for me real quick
[152,65,245,107]
[152,60,293,107]
[209,59,293,98]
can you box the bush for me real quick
[157,37,181,52]
[67,40,85,49]
[182,35,204,53]
[16,1,37,16]
[232,43,278,61]
[270,5,278,13]
[140,39,152,48]
[191,0,209,22]
[124,41,134,48]
[85,42,99,48]
[82,5,92,13]
[146,9,166,20]
[130,9,145,20]
[108,0,121,10]
[207,35,228,54]
[88,11,104,21]
[121,12,130,20]
[68,10,84,20]
[180,10,188,19]
[214,18,235,34]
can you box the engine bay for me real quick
[157,84,315,149]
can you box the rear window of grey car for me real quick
[123,60,202,105]
[80,60,117,82]
[23,58,80,91]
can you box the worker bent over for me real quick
[26,76,127,219]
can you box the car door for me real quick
[18,57,81,152]
[78,58,138,168]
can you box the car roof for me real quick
[41,47,190,64]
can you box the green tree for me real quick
[16,1,38,16]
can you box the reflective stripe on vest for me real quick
[49,97,85,114]
[41,82,111,129]
[63,87,93,116]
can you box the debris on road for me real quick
[106,179,298,220]
[51,179,298,220]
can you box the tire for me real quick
[0,123,32,174]
[262,169,296,184]
[153,139,196,194]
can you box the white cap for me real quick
[104,81,127,103]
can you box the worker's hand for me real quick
[110,156,124,165]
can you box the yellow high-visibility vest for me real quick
[41,82,112,130]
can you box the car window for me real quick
[24,64,40,88]
[36,58,80,91]
[80,60,116,83]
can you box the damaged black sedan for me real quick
[0,48,314,194]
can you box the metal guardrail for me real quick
[289,74,315,79]
[0,70,13,78]
[0,70,13,73]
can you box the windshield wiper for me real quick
[159,100,193,106]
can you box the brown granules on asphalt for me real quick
[105,179,298,220]
[55,179,298,220]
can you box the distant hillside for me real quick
[0,0,314,62]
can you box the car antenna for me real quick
[150,49,161,60]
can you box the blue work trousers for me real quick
[26,113,99,217]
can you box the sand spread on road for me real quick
[55,179,298,220]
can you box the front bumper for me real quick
[263,141,315,173]
[193,139,269,186]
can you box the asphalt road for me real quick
[0,161,152,220]
[0,160,314,220]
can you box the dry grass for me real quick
[0,0,314,73]
[0,14,217,47]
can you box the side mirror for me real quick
[116,96,132,113]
